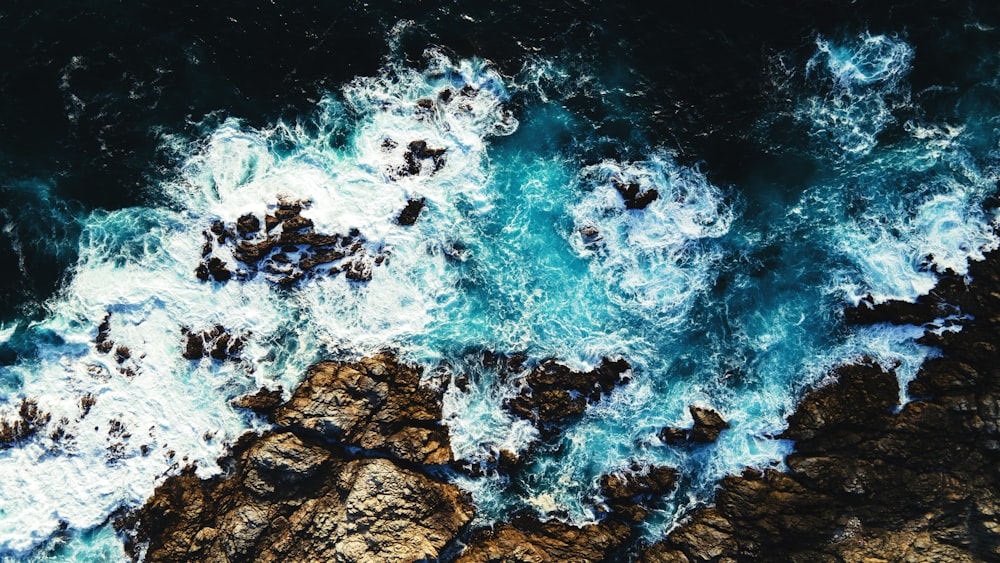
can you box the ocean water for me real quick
[2,2,1000,560]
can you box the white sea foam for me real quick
[568,154,733,322]
[0,48,518,556]
[802,33,914,155]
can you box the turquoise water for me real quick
[0,32,998,558]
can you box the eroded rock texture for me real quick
[643,247,1000,562]
[128,354,470,563]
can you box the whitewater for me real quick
[0,32,998,560]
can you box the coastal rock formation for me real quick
[0,398,50,447]
[504,357,632,439]
[130,432,473,563]
[456,517,631,563]
[128,354,472,562]
[274,353,452,465]
[196,200,388,286]
[180,325,247,363]
[599,463,680,523]
[659,405,731,445]
[642,247,1000,562]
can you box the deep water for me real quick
[2,1,1000,560]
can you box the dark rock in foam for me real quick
[503,356,632,440]
[395,197,426,226]
[195,200,387,287]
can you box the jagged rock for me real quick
[243,432,331,496]
[129,354,473,563]
[274,353,452,465]
[260,458,472,563]
[457,517,631,563]
[96,313,114,353]
[504,357,631,439]
[396,197,426,226]
[643,247,1000,562]
[0,398,51,447]
[231,387,284,419]
[600,463,680,523]
[181,325,245,363]
[612,177,660,210]
[400,140,446,177]
[236,213,261,237]
[659,406,731,445]
[196,203,387,287]
[689,406,730,443]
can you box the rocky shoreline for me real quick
[126,246,1000,561]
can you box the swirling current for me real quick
[1,2,999,560]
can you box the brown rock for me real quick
[130,353,474,563]
[600,463,680,523]
[688,406,730,443]
[643,247,1000,562]
[231,387,284,419]
[457,517,630,563]
[274,353,452,465]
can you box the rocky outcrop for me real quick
[599,463,680,523]
[660,405,731,445]
[643,247,1000,562]
[612,177,659,210]
[231,387,284,420]
[274,353,452,465]
[196,200,387,286]
[128,353,472,563]
[456,517,632,563]
[504,356,632,440]
[130,432,473,563]
[395,197,426,226]
[0,398,51,447]
[180,325,247,363]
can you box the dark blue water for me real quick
[1,1,999,559]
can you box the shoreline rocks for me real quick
[126,354,472,563]
[642,246,1000,562]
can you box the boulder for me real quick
[274,353,452,465]
[457,517,630,563]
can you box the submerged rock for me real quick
[643,247,1000,562]
[504,356,631,440]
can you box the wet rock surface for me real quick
[127,354,473,563]
[613,177,660,210]
[180,325,247,363]
[503,356,632,440]
[0,398,51,447]
[599,463,680,524]
[456,517,632,563]
[274,352,452,465]
[196,200,388,286]
[659,405,731,445]
[643,247,1000,562]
